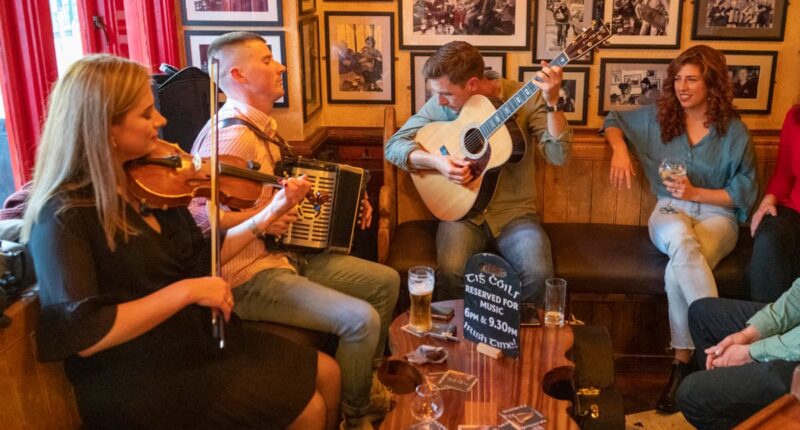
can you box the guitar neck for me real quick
[480,52,571,138]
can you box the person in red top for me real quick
[749,104,800,302]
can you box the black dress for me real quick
[30,196,317,430]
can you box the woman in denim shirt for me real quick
[603,45,758,413]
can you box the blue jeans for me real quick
[677,297,798,430]
[648,197,738,350]
[232,253,399,418]
[750,205,800,302]
[436,215,553,304]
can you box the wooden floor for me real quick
[616,356,673,414]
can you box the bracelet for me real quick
[544,103,561,113]
[248,218,264,239]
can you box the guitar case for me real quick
[569,325,625,430]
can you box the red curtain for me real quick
[0,0,178,186]
[125,0,180,72]
[77,0,130,57]
[0,0,58,186]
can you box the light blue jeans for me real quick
[436,215,554,304]
[232,253,399,418]
[648,197,738,350]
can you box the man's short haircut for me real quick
[207,31,265,66]
[422,41,484,86]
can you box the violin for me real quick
[124,139,328,212]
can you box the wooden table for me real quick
[734,394,800,429]
[379,300,579,429]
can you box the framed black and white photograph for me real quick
[603,0,682,48]
[534,0,595,64]
[410,52,506,114]
[299,0,315,16]
[184,30,288,108]
[519,66,589,125]
[180,0,282,26]
[399,0,531,50]
[724,50,777,114]
[299,16,322,121]
[598,58,670,115]
[325,12,395,104]
[692,0,787,40]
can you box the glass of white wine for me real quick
[409,384,444,429]
[658,158,687,214]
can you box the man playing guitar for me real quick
[384,41,573,304]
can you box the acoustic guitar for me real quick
[410,22,612,221]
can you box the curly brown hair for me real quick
[656,45,738,143]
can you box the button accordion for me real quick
[266,157,368,254]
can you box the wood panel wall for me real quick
[0,295,80,430]
[392,129,780,227]
[537,131,780,226]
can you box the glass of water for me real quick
[544,278,567,328]
[658,158,687,214]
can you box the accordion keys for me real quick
[267,157,366,254]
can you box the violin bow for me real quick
[208,59,225,349]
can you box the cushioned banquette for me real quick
[378,107,777,358]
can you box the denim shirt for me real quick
[603,105,758,223]
[748,278,800,362]
[385,78,573,235]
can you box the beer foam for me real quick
[409,280,434,295]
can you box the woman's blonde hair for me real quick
[22,54,151,249]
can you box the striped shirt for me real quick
[189,98,294,287]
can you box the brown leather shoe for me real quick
[656,359,692,414]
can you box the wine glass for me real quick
[409,384,444,429]
[658,159,687,214]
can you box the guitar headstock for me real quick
[564,21,612,62]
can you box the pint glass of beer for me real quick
[408,266,435,333]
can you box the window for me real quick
[0,89,12,202]
[51,0,84,74]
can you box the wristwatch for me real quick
[249,218,265,239]
[544,103,562,113]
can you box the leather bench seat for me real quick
[386,220,752,308]
[545,223,751,299]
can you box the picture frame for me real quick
[410,52,506,114]
[299,16,322,121]
[325,12,395,104]
[180,0,282,26]
[398,0,531,50]
[184,30,288,108]
[692,0,787,41]
[603,0,682,48]
[533,0,596,64]
[598,58,670,115]
[519,66,590,125]
[299,0,315,16]
[723,50,778,114]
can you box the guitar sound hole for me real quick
[463,128,485,156]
